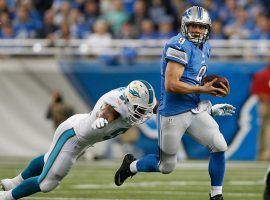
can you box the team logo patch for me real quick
[129,86,140,98]
[183,9,191,19]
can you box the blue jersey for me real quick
[158,33,211,116]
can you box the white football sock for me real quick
[6,190,15,200]
[0,190,15,200]
[211,186,222,197]
[12,174,24,185]
[129,160,138,173]
[1,174,24,191]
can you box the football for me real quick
[202,75,230,89]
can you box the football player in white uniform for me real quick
[0,80,157,200]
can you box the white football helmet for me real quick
[124,80,156,125]
[181,6,211,44]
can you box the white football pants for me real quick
[38,116,87,192]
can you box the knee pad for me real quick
[212,133,228,152]
[161,133,179,155]
[158,155,177,174]
[39,178,60,193]
[39,171,63,193]
[159,162,176,174]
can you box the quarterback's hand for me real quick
[91,118,109,129]
[211,104,236,116]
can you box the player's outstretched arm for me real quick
[92,104,120,129]
[165,61,226,95]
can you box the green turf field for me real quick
[0,159,268,200]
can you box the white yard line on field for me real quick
[71,179,264,190]
[0,159,268,170]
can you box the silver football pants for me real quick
[158,111,227,174]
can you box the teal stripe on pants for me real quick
[38,128,75,183]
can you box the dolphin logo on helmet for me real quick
[129,87,141,98]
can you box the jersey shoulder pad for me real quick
[165,34,191,65]
[103,88,127,117]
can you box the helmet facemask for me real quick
[126,103,154,125]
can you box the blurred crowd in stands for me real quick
[0,0,269,40]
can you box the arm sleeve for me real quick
[165,40,190,66]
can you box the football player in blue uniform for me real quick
[114,6,235,200]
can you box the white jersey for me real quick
[41,87,132,191]
[67,87,131,145]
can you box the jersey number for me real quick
[103,128,128,140]
[196,65,207,84]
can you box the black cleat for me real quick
[264,171,270,200]
[264,185,270,200]
[210,194,223,200]
[114,154,136,186]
